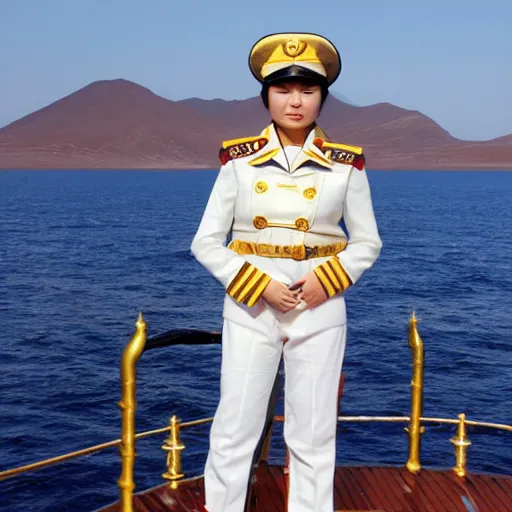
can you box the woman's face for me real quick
[267,80,323,132]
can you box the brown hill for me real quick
[0,79,229,169]
[178,97,271,137]
[180,96,457,152]
[1,79,511,170]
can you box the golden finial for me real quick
[451,413,471,477]
[136,312,146,330]
[162,415,185,487]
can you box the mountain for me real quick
[178,96,456,151]
[0,79,229,169]
[0,79,511,170]
[178,97,271,137]
[329,91,357,105]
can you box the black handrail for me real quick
[144,329,222,351]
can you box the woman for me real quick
[191,32,382,512]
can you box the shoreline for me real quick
[1,167,512,172]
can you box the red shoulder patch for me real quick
[352,154,366,171]
[219,138,268,165]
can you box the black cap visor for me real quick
[263,65,329,87]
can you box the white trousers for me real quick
[204,307,347,512]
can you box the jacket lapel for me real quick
[248,124,289,171]
[248,124,333,174]
[290,125,333,174]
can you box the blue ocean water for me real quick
[0,170,511,512]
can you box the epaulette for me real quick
[313,138,365,170]
[219,135,268,165]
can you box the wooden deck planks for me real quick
[268,465,287,511]
[372,467,420,511]
[495,474,512,497]
[358,467,400,510]
[334,467,361,510]
[466,473,512,511]
[402,467,445,511]
[252,464,282,512]
[420,469,467,512]
[98,465,512,511]
[338,467,375,510]
[369,467,407,507]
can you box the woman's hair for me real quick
[260,80,329,110]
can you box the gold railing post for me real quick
[451,413,471,477]
[406,312,425,474]
[162,415,185,489]
[118,313,147,512]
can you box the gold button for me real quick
[295,218,309,231]
[303,187,316,200]
[254,181,268,194]
[253,216,268,229]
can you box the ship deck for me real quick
[99,463,512,511]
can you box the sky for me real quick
[1,0,511,141]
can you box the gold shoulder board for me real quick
[313,138,365,170]
[219,136,268,165]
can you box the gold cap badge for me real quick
[283,38,306,57]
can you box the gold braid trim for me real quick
[313,256,352,297]
[226,262,271,307]
[221,135,268,149]
[228,240,347,261]
[320,141,363,155]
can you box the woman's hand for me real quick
[262,280,300,313]
[291,272,329,309]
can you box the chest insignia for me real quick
[219,136,269,165]
[313,138,366,171]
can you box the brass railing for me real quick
[2,414,510,482]
[1,313,511,510]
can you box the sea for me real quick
[0,170,511,512]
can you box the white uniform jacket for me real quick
[191,123,382,331]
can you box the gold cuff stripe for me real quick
[246,274,272,307]
[227,262,271,306]
[330,257,352,290]
[226,262,253,297]
[313,266,337,297]
[313,257,352,298]
[236,268,266,303]
[323,261,343,290]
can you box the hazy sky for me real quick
[2,0,511,140]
